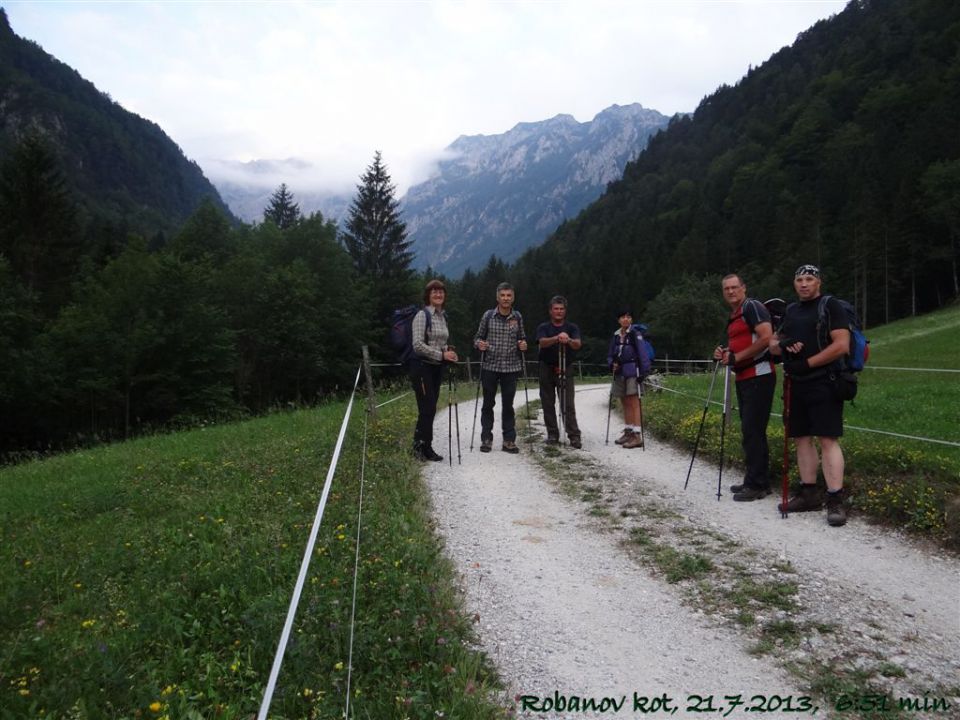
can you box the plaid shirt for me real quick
[412,306,449,364]
[473,308,526,373]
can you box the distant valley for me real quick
[209,103,672,276]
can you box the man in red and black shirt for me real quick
[714,274,775,501]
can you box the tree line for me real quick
[0,144,417,458]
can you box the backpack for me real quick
[631,323,656,367]
[817,295,870,372]
[389,304,431,366]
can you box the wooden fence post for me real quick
[361,345,377,421]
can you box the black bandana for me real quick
[794,264,821,279]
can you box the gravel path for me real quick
[423,384,960,719]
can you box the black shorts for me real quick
[786,375,843,438]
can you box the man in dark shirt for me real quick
[770,265,851,526]
[536,295,582,448]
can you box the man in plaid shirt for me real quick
[473,282,529,453]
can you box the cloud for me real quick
[5,0,846,195]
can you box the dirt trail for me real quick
[423,384,960,719]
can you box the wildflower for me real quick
[334,661,344,671]
[302,688,313,698]
[19,689,30,697]
[81,619,96,629]
[149,702,162,713]
[74,582,83,590]
[161,685,176,697]
[230,661,239,672]
[23,560,32,568]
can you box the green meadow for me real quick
[641,303,960,546]
[1,399,505,719]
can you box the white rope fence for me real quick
[651,380,960,449]
[257,366,362,720]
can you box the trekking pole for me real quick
[520,348,531,424]
[469,351,484,451]
[558,344,566,444]
[683,360,722,490]
[453,365,461,465]
[638,385,645,453]
[447,364,453,467]
[781,374,792,518]
[605,376,614,445]
[716,364,731,501]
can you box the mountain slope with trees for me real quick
[500,0,959,361]
[0,9,232,235]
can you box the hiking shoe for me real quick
[480,439,492,453]
[622,433,644,449]
[544,437,560,446]
[502,440,519,454]
[424,446,443,462]
[412,441,427,461]
[729,483,745,494]
[777,484,823,513]
[826,489,848,526]
[733,486,771,502]
[569,437,582,449]
[614,429,633,445]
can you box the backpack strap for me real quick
[477,308,495,341]
[816,295,832,351]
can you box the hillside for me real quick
[0,9,232,233]
[402,103,671,276]
[505,0,960,345]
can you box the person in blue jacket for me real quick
[607,308,650,449]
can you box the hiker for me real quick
[607,308,649,449]
[713,274,776,501]
[769,264,850,526]
[473,282,528,454]
[410,279,459,462]
[536,295,582,448]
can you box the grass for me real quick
[0,397,506,719]
[641,302,960,547]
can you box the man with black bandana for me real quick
[770,265,851,526]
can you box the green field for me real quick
[0,398,505,719]
[641,303,960,545]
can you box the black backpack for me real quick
[389,305,431,366]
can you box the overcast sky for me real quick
[5,0,847,194]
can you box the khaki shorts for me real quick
[612,375,639,398]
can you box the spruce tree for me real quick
[342,151,413,280]
[263,183,301,230]
[342,151,415,323]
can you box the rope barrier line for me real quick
[653,382,960,448]
[257,366,362,720]
[375,391,411,408]
[344,400,370,719]
[864,365,960,373]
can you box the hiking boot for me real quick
[729,483,745,494]
[423,446,443,462]
[502,440,519,454]
[569,437,582,449]
[480,439,492,453]
[622,433,644,449]
[544,437,560,446]
[614,429,633,445]
[777,483,823,513]
[826,489,848,526]
[733,486,771,502]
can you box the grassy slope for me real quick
[641,303,960,545]
[1,399,505,719]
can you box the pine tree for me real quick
[342,151,413,280]
[263,183,301,230]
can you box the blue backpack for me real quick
[631,324,656,368]
[389,305,431,366]
[817,295,870,372]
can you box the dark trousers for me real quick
[480,370,519,442]
[410,361,443,448]
[735,373,775,490]
[539,363,580,441]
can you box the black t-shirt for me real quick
[782,295,846,363]
[536,321,580,366]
